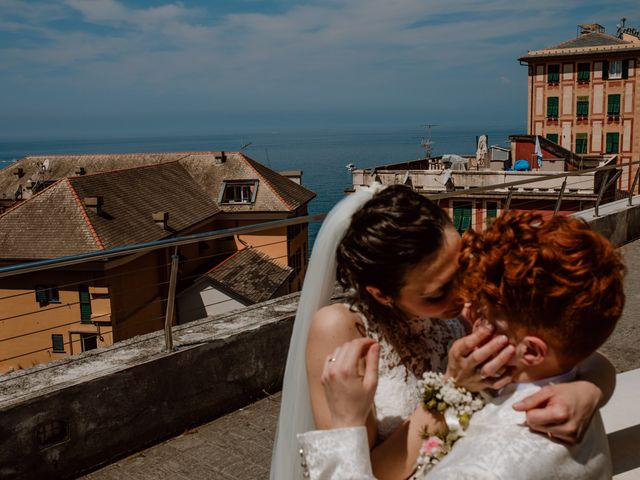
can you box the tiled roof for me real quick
[520,32,640,60]
[0,151,315,213]
[0,162,220,259]
[550,32,628,49]
[206,248,292,304]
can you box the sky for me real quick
[0,0,637,139]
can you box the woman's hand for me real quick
[512,381,603,444]
[321,338,380,429]
[445,322,515,392]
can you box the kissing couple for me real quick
[272,185,623,479]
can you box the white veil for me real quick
[270,185,383,480]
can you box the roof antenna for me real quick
[421,123,439,159]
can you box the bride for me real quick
[271,184,614,479]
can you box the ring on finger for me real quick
[328,357,336,363]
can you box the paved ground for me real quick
[84,393,282,480]
[84,239,640,480]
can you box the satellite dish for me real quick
[42,159,50,172]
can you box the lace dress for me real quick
[361,314,468,440]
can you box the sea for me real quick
[0,127,520,246]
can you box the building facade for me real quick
[519,22,640,192]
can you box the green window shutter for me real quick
[576,97,589,117]
[547,65,560,83]
[486,203,497,219]
[622,60,629,79]
[453,204,472,234]
[546,133,559,143]
[605,133,619,154]
[577,63,590,81]
[575,133,588,154]
[79,286,92,323]
[36,286,48,304]
[607,95,620,115]
[547,97,559,118]
[52,334,65,353]
[602,61,609,80]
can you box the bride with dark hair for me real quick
[271,184,614,480]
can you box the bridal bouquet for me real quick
[412,372,485,477]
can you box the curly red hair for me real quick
[458,211,625,366]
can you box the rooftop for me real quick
[520,26,640,60]
[0,162,220,259]
[206,247,293,304]
[0,151,315,213]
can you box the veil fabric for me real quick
[270,185,383,480]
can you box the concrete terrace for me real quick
[83,238,640,480]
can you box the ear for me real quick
[365,285,393,307]
[518,336,548,367]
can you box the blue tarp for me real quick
[514,159,530,171]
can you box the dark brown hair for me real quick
[336,185,453,350]
[458,211,625,366]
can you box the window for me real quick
[575,133,588,154]
[607,94,621,116]
[485,202,497,228]
[603,60,629,80]
[80,333,98,352]
[547,65,560,84]
[577,63,590,82]
[546,133,559,143]
[52,334,65,353]
[605,133,619,154]
[546,97,559,118]
[219,180,258,204]
[35,285,60,306]
[79,285,92,324]
[452,203,472,234]
[576,96,589,117]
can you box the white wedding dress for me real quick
[362,313,467,440]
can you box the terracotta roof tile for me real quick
[0,163,220,259]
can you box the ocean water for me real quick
[0,127,520,245]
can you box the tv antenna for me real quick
[421,124,439,158]
[240,141,252,152]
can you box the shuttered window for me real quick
[453,203,472,234]
[547,97,559,118]
[35,285,60,305]
[79,285,92,324]
[575,133,588,154]
[52,334,65,353]
[547,65,560,83]
[607,94,621,115]
[605,133,619,154]
[577,63,590,82]
[576,96,589,117]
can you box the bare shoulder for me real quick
[308,303,363,344]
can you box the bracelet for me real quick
[412,372,485,477]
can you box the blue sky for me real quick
[0,0,637,138]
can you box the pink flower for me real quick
[421,436,443,455]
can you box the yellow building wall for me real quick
[0,272,113,374]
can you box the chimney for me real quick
[153,211,169,230]
[75,167,86,175]
[84,196,103,215]
[13,168,24,178]
[214,151,226,164]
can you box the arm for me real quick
[305,304,378,445]
[512,351,616,443]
